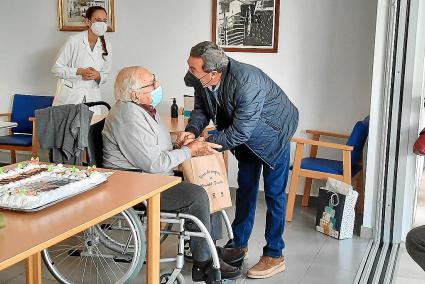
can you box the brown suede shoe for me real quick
[247,256,286,279]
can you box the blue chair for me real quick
[286,117,369,222]
[0,94,54,163]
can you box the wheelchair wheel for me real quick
[98,213,172,254]
[160,269,185,284]
[42,209,145,284]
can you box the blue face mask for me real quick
[150,86,163,107]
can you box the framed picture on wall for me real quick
[58,0,115,32]
[212,0,280,53]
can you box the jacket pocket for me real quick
[63,79,73,89]
[261,117,282,132]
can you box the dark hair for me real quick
[85,6,108,59]
[190,41,228,72]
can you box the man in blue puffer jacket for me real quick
[177,41,299,279]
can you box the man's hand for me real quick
[186,140,222,157]
[176,131,195,148]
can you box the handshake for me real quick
[176,132,222,157]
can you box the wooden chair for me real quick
[0,94,54,163]
[286,117,369,222]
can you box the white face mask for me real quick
[90,22,107,37]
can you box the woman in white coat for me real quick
[52,6,112,114]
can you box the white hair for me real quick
[114,67,144,102]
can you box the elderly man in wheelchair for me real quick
[40,66,243,284]
[102,66,244,282]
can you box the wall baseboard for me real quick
[360,225,373,239]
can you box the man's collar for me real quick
[207,81,221,92]
[219,60,229,85]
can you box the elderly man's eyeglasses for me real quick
[133,74,157,93]
[141,74,157,90]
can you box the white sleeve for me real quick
[51,37,78,80]
[99,41,111,85]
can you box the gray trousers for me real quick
[161,182,223,262]
[406,225,425,271]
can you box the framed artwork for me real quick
[212,0,280,53]
[58,0,115,32]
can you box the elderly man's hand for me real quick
[176,131,196,148]
[186,140,222,157]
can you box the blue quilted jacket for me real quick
[184,58,299,168]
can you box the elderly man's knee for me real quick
[188,183,209,207]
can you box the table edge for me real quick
[0,177,181,270]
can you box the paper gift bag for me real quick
[315,178,358,239]
[181,153,232,213]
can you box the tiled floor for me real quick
[0,189,369,284]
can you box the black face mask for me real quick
[184,71,200,87]
[184,70,213,88]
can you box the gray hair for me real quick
[190,41,229,72]
[114,66,144,102]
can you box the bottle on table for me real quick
[171,97,179,118]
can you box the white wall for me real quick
[0,1,377,190]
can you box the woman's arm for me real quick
[51,37,80,80]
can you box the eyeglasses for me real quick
[133,74,157,94]
[141,74,156,89]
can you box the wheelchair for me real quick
[41,102,237,284]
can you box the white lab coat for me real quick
[51,31,111,113]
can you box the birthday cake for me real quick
[0,159,113,211]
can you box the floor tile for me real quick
[396,277,425,284]
[301,263,356,284]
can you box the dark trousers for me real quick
[161,182,222,262]
[406,225,425,271]
[232,145,290,257]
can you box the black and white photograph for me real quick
[58,0,115,31]
[212,0,280,52]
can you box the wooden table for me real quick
[0,163,181,283]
